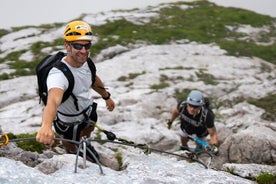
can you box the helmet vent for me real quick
[66,32,81,36]
[86,32,93,36]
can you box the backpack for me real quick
[203,97,212,110]
[35,51,96,111]
[199,97,214,125]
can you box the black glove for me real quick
[167,120,172,129]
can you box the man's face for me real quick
[66,40,91,66]
[187,103,201,116]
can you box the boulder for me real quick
[219,125,276,165]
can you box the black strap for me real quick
[87,58,96,85]
[180,102,207,127]
[198,107,208,126]
[54,61,79,111]
[58,105,90,117]
[53,56,96,111]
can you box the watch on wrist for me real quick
[102,92,111,100]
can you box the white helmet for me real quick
[186,90,204,106]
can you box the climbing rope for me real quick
[87,138,209,169]
[0,124,214,172]
[0,135,103,174]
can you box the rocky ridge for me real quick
[0,1,275,183]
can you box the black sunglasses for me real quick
[70,43,91,50]
[188,104,201,109]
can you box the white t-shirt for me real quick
[47,57,94,123]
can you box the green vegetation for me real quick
[256,173,276,184]
[0,1,276,76]
[0,1,275,120]
[1,0,276,78]
[0,29,9,38]
[94,130,103,142]
[115,152,124,171]
[225,167,235,175]
[150,82,170,90]
[248,93,276,121]
[117,71,146,81]
[195,69,218,85]
[7,133,46,153]
[174,89,191,101]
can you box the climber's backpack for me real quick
[35,51,96,111]
[199,97,214,125]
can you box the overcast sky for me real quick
[0,0,182,29]
[1,0,275,29]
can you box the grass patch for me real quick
[256,173,276,184]
[248,93,276,121]
[1,1,276,80]
[0,29,9,38]
[7,133,46,153]
[160,66,194,70]
[0,73,11,80]
[115,152,124,171]
[195,69,218,85]
[0,1,273,125]
[117,71,146,81]
[174,89,191,101]
[150,82,170,90]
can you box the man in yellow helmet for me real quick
[36,20,115,162]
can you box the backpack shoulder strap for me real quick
[87,58,96,85]
[52,56,96,111]
[178,101,187,114]
[199,107,208,126]
[54,61,79,111]
[36,52,66,105]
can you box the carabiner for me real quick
[0,134,9,147]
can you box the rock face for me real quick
[212,125,276,169]
[222,163,276,179]
[227,126,275,164]
[0,25,276,183]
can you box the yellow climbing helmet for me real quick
[63,20,93,42]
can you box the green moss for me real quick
[150,82,170,90]
[160,66,188,70]
[1,1,276,81]
[11,23,64,32]
[117,71,146,81]
[219,40,276,65]
[0,73,11,80]
[7,133,46,153]
[225,167,235,175]
[115,152,124,171]
[248,93,276,121]
[256,173,276,184]
[117,76,128,81]
[0,0,275,128]
[94,130,102,142]
[128,71,146,79]
[0,29,9,38]
[195,69,218,85]
[174,89,191,101]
